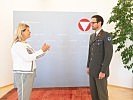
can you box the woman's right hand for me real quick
[42,43,50,52]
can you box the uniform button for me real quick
[90,58,92,61]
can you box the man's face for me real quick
[91,18,98,30]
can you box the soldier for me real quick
[86,15,113,100]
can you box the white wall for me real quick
[0,0,13,87]
[0,0,132,88]
[108,46,133,88]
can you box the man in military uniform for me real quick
[86,15,113,100]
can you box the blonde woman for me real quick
[11,23,50,100]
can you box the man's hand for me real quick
[86,68,89,75]
[98,72,105,79]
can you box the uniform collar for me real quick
[95,28,102,36]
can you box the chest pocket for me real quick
[95,39,103,46]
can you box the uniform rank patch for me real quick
[107,36,111,42]
[97,39,103,45]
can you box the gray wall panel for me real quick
[13,11,96,87]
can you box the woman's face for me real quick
[21,27,31,41]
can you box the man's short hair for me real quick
[91,15,104,26]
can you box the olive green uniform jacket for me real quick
[87,29,113,77]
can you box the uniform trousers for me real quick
[14,71,36,100]
[89,76,108,100]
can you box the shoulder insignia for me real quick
[107,36,111,42]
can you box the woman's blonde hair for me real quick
[12,23,29,44]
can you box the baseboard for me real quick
[0,83,14,89]
[108,84,133,90]
[1,84,132,90]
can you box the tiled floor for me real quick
[108,85,133,100]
